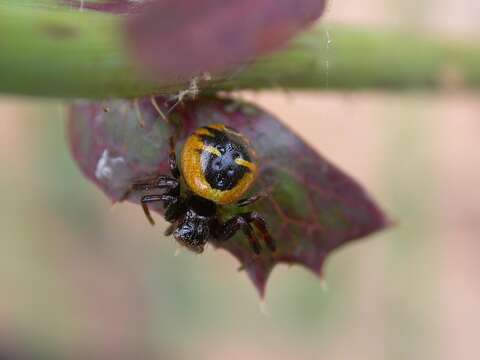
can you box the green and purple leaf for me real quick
[68,97,387,296]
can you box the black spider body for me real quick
[173,196,216,253]
[123,124,275,254]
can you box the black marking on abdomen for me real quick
[198,127,252,191]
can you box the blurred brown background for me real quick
[1,0,480,359]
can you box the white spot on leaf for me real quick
[95,149,126,181]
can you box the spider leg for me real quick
[236,193,266,207]
[216,215,261,255]
[169,136,180,179]
[236,184,277,207]
[164,197,187,222]
[164,222,177,236]
[244,212,276,252]
[140,194,178,225]
[120,176,179,201]
[148,95,180,178]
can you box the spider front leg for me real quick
[121,174,181,224]
[120,175,179,202]
[140,194,185,225]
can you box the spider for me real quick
[123,124,275,255]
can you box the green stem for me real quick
[224,28,480,91]
[0,4,163,98]
[1,4,480,99]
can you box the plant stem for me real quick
[1,4,480,99]
[0,4,162,98]
[223,28,480,92]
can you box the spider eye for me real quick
[227,167,235,176]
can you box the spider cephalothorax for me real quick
[123,124,275,255]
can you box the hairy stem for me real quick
[1,4,480,99]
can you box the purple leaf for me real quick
[68,97,388,296]
[124,0,327,82]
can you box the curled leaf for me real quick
[124,0,327,82]
[68,97,387,296]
